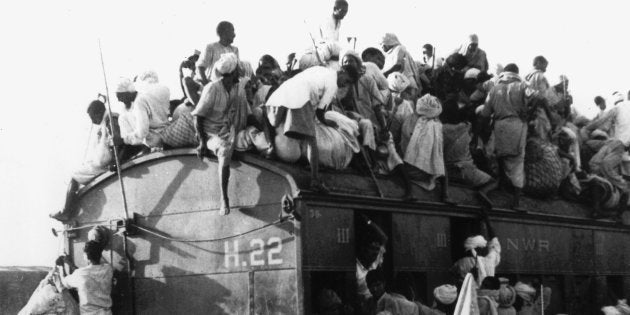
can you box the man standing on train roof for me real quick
[318,0,348,43]
[193,53,250,215]
[480,63,530,209]
[196,21,239,85]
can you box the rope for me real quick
[98,38,130,221]
[132,219,287,243]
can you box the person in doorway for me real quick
[196,21,239,85]
[366,269,420,315]
[53,241,113,315]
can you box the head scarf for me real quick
[387,72,410,92]
[381,33,401,47]
[211,52,239,82]
[137,70,159,84]
[116,77,136,93]
[458,34,479,55]
[416,94,442,118]
[193,49,201,56]
[464,68,481,80]
[514,282,536,302]
[433,284,458,305]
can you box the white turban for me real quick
[433,284,458,305]
[387,72,410,93]
[137,70,159,84]
[514,282,536,302]
[416,94,442,118]
[464,68,481,80]
[464,235,487,251]
[210,52,239,82]
[381,33,400,46]
[116,77,136,93]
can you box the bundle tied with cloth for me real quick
[401,94,444,190]
[434,284,458,306]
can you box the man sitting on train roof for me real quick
[50,97,125,222]
[196,21,239,86]
[193,52,270,215]
[452,211,501,286]
[117,72,198,149]
[417,284,458,315]
[366,269,420,315]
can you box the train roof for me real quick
[79,149,628,231]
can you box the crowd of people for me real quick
[48,0,630,222]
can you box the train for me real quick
[59,148,630,314]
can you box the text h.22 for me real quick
[224,237,283,268]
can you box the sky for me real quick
[0,0,628,266]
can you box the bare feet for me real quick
[219,200,230,215]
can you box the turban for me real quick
[514,282,536,302]
[239,60,255,79]
[464,68,481,80]
[116,77,136,93]
[137,70,159,84]
[193,49,201,56]
[387,72,410,93]
[464,235,487,251]
[494,63,504,76]
[415,94,442,118]
[617,300,630,315]
[603,306,623,315]
[433,284,458,305]
[559,74,569,83]
[211,52,239,82]
[381,33,401,46]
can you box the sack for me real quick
[18,273,80,315]
[307,123,355,170]
[524,138,563,197]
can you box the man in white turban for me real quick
[193,52,252,215]
[417,284,458,315]
[452,211,501,286]
[381,33,420,98]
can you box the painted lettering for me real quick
[538,240,550,252]
[523,238,536,251]
[507,238,519,251]
[250,239,266,266]
[267,237,283,265]
[224,240,239,268]
[504,238,550,252]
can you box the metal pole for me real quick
[540,284,544,315]
[97,38,130,221]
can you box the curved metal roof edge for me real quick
[77,149,300,198]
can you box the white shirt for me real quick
[124,83,170,146]
[476,237,501,285]
[318,15,342,42]
[265,66,338,110]
[63,264,113,315]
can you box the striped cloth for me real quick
[161,111,198,148]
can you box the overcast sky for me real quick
[0,0,628,266]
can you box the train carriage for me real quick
[60,149,630,314]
